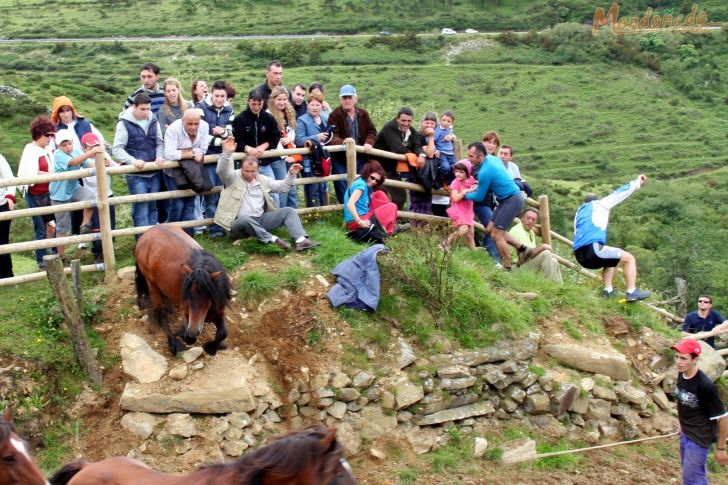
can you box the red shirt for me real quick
[28,155,50,196]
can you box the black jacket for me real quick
[231,109,281,165]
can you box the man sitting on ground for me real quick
[509,208,562,283]
[214,137,319,251]
[572,174,651,301]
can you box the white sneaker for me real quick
[78,243,89,249]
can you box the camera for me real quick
[220,125,233,140]
[325,124,336,134]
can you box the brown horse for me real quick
[0,409,48,485]
[135,224,231,355]
[49,424,356,485]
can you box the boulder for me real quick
[398,338,416,369]
[394,379,424,410]
[473,437,488,458]
[501,438,537,464]
[615,383,647,406]
[338,388,361,402]
[551,383,579,416]
[697,342,727,381]
[523,393,550,415]
[439,377,477,391]
[352,372,375,388]
[651,388,671,410]
[168,365,188,380]
[592,385,617,402]
[436,365,471,379]
[182,347,204,364]
[326,401,348,419]
[120,412,158,439]
[359,406,398,440]
[421,394,479,415]
[120,384,256,414]
[586,399,612,422]
[331,372,352,389]
[406,427,440,454]
[336,421,361,455]
[541,344,629,380]
[120,333,167,383]
[417,401,495,426]
[430,333,539,367]
[165,413,197,437]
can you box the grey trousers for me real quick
[230,207,306,243]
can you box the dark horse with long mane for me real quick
[50,424,356,485]
[135,224,231,355]
[0,409,48,485]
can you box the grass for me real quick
[237,270,277,304]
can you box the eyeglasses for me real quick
[45,132,55,137]
[698,299,711,303]
[369,175,382,182]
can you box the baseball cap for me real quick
[55,129,73,145]
[80,132,101,147]
[671,339,702,355]
[339,84,357,97]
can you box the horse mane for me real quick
[199,425,343,483]
[181,249,232,311]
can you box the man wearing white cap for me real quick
[327,84,377,203]
[672,338,728,484]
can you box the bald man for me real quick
[163,109,211,233]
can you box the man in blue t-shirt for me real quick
[683,295,728,348]
[672,338,728,484]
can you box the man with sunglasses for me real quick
[683,296,727,349]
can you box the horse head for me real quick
[180,263,224,340]
[0,409,48,485]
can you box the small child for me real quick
[441,160,477,251]
[434,110,457,183]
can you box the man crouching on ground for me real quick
[672,338,728,484]
[215,137,320,251]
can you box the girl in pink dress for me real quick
[441,160,477,251]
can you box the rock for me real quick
[224,427,243,441]
[210,416,229,436]
[337,421,361,455]
[529,414,567,438]
[352,372,375,388]
[394,379,424,410]
[311,373,330,390]
[315,387,335,399]
[524,393,550,415]
[440,376,477,391]
[190,362,204,371]
[359,406,398,440]
[264,409,281,423]
[182,347,204,364]
[500,360,518,373]
[288,388,301,403]
[479,366,511,390]
[431,333,540,367]
[406,427,439,454]
[696,342,727,381]
[436,365,471,379]
[317,398,334,409]
[120,412,157,439]
[592,385,617,401]
[397,411,413,423]
[614,383,647,406]
[515,291,539,300]
[422,394,478,415]
[571,414,586,427]
[222,439,248,457]
[370,448,386,460]
[327,401,348,419]
[599,421,620,440]
[165,413,196,437]
[501,438,537,464]
[651,412,678,434]
[568,393,589,415]
[168,365,188,380]
[380,391,396,410]
[331,372,352,389]
[422,377,435,393]
[651,388,671,410]
[580,378,595,392]
[586,399,612,422]
[473,437,488,458]
[552,384,579,416]
[538,371,553,388]
[429,335,453,353]
[504,386,526,404]
[366,386,382,402]
[542,344,629,381]
[120,383,256,414]
[520,372,539,389]
[417,402,495,426]
[299,406,317,418]
[338,388,361,402]
[500,398,518,413]
[120,333,168,383]
[398,338,416,369]
[610,403,628,417]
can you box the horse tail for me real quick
[49,461,88,485]
[135,261,150,310]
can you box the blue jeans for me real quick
[283,161,298,209]
[203,165,224,236]
[301,157,327,207]
[165,174,195,235]
[90,196,116,258]
[474,204,500,262]
[126,174,160,237]
[680,434,709,485]
[25,192,54,266]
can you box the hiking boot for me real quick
[295,238,320,252]
[626,288,652,302]
[392,223,411,235]
[602,289,618,298]
[517,246,533,266]
[79,224,93,235]
[273,238,291,251]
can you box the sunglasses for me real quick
[45,132,56,137]
[698,299,711,303]
[369,175,382,182]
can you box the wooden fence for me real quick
[0,138,683,323]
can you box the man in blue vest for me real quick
[572,174,651,301]
[112,93,164,238]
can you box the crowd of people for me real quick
[0,59,652,302]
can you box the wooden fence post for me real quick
[454,139,463,161]
[71,259,83,311]
[94,151,116,282]
[44,255,102,386]
[345,138,357,187]
[538,194,552,246]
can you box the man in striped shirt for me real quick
[122,62,165,114]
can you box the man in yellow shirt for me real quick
[509,208,562,284]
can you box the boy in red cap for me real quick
[672,338,728,483]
